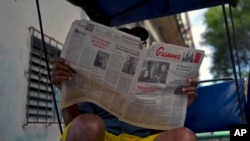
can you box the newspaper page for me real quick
[60,19,144,118]
[60,19,205,130]
[120,42,204,130]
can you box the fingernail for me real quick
[65,61,69,65]
[182,88,185,91]
[188,78,192,82]
[68,77,72,80]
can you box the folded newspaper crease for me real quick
[61,19,205,130]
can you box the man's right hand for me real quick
[51,57,73,89]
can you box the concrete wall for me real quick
[0,0,82,140]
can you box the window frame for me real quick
[25,27,63,124]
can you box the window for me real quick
[26,27,63,124]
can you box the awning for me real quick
[66,0,238,26]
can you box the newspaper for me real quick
[60,19,205,130]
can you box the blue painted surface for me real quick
[185,79,247,133]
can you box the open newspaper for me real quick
[61,19,204,130]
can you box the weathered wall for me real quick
[0,0,82,140]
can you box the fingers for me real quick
[188,78,198,88]
[182,87,196,94]
[182,78,199,106]
[182,87,197,100]
[52,58,70,71]
[51,57,74,89]
[52,70,72,79]
[53,57,69,65]
[181,78,198,94]
[182,78,198,95]
[51,76,71,86]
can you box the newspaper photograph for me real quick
[60,19,205,130]
[60,19,144,117]
[120,42,204,130]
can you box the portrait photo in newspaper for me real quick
[122,55,139,75]
[93,50,110,69]
[138,60,170,84]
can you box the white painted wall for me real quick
[0,0,82,141]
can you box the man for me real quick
[52,27,198,141]
[156,63,169,84]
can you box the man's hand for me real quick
[51,57,80,124]
[51,57,73,89]
[181,78,198,107]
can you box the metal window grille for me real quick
[26,27,63,124]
